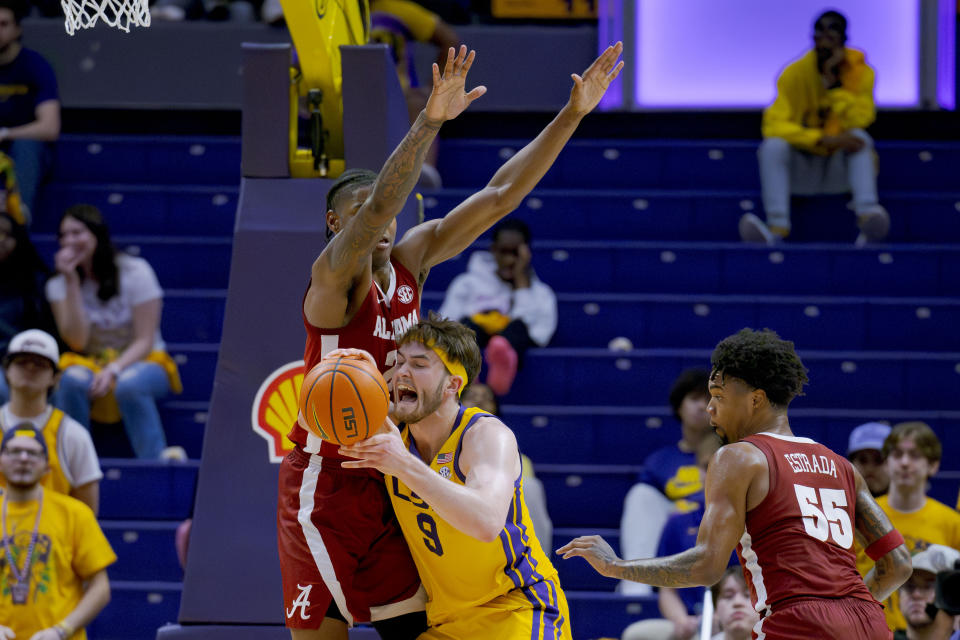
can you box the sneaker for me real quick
[738,213,779,245]
[855,205,890,246]
[484,336,518,396]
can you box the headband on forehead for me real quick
[426,340,468,397]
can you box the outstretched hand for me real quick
[568,41,625,116]
[556,534,622,578]
[424,45,487,123]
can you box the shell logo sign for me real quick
[251,361,305,463]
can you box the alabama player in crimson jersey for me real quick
[559,329,912,639]
[277,44,625,640]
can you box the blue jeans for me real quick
[758,129,879,231]
[54,361,170,459]
[6,139,54,226]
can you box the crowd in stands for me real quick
[0,4,957,638]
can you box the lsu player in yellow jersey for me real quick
[342,313,569,639]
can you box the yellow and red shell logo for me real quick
[251,361,305,463]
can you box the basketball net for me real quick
[61,0,150,35]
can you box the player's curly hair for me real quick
[710,328,808,409]
[397,312,483,387]
[324,168,377,240]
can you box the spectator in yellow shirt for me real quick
[740,10,889,246]
[0,424,115,640]
[855,422,960,633]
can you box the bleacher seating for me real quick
[33,134,960,639]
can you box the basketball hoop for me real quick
[61,0,150,34]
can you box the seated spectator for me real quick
[896,545,960,640]
[439,219,557,395]
[856,422,960,632]
[621,437,736,640]
[1,329,101,513]
[847,421,891,497]
[710,567,760,640]
[0,210,56,404]
[739,10,888,246]
[46,204,183,459]
[619,368,711,596]
[0,0,60,225]
[0,425,115,639]
[461,381,553,551]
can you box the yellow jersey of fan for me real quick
[389,406,570,639]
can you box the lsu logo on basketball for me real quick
[341,407,358,437]
[397,284,415,304]
[251,361,304,463]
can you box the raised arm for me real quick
[393,42,624,276]
[341,417,520,542]
[854,467,911,601]
[311,45,486,287]
[557,443,762,587]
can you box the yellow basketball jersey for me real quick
[388,406,565,630]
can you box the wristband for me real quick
[54,622,72,639]
[865,529,905,561]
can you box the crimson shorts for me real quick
[277,447,424,628]
[757,597,891,639]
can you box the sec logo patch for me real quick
[438,466,451,479]
[397,285,415,304]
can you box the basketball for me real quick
[298,355,390,445]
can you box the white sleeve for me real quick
[59,419,104,487]
[511,281,557,347]
[125,257,163,306]
[45,274,66,302]
[438,274,473,322]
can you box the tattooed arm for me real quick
[393,42,625,277]
[305,45,486,327]
[557,443,764,587]
[855,468,912,601]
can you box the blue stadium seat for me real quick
[35,184,239,236]
[422,242,960,297]
[103,521,183,582]
[163,290,227,343]
[553,528,620,591]
[565,591,658,640]
[52,134,241,186]
[503,348,960,411]
[439,139,960,193]
[159,401,209,459]
[536,464,641,529]
[99,459,198,520]
[33,235,233,289]
[87,581,182,640]
[167,343,220,402]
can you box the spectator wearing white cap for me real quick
[848,421,892,497]
[896,545,960,640]
[1,328,102,513]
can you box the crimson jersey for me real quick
[737,432,876,617]
[288,256,421,459]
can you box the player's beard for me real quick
[396,378,446,424]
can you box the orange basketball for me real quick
[298,355,390,445]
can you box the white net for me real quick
[61,0,150,34]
